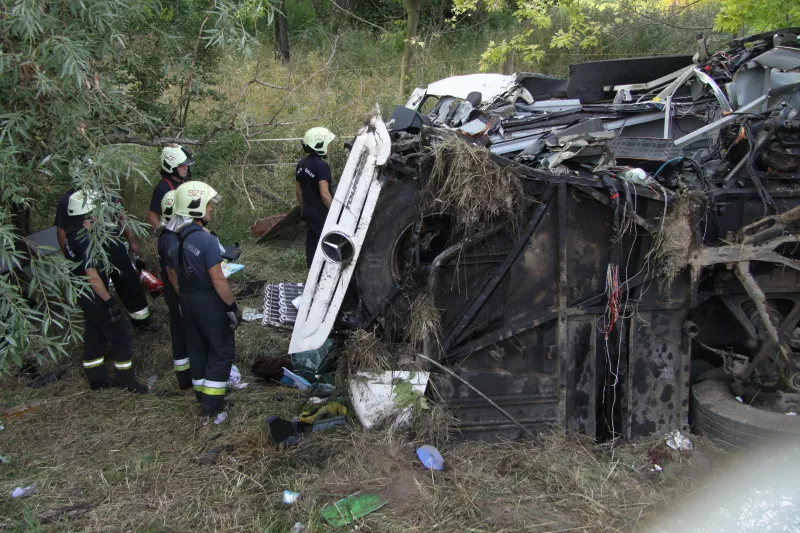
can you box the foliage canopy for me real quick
[0,0,264,373]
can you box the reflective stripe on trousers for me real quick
[129,307,150,320]
[191,378,227,395]
[83,357,105,368]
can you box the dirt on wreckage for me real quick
[284,28,800,448]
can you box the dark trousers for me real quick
[79,296,136,385]
[305,210,326,268]
[162,270,191,389]
[107,240,150,328]
[180,283,235,415]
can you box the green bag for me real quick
[321,492,387,527]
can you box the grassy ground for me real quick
[0,233,725,532]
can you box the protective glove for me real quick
[134,256,147,272]
[226,302,242,331]
[104,297,124,324]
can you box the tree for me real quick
[400,0,423,97]
[274,0,290,62]
[714,0,800,34]
[450,0,721,72]
[0,0,264,374]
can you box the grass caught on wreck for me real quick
[650,190,706,284]
[427,136,527,235]
[406,292,443,348]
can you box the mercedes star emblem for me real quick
[321,231,355,263]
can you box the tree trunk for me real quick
[436,0,445,31]
[274,0,290,64]
[502,49,516,75]
[310,0,323,23]
[11,202,31,237]
[399,0,422,99]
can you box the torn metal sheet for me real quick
[289,106,391,353]
[251,205,301,243]
[0,225,60,275]
[674,95,767,148]
[405,87,426,110]
[425,73,517,104]
[458,117,492,137]
[516,100,582,113]
[754,46,800,71]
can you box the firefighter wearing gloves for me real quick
[146,145,195,231]
[295,127,336,268]
[156,190,191,389]
[66,191,148,394]
[166,182,240,416]
[56,186,156,332]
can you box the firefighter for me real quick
[146,145,195,231]
[56,187,156,332]
[66,191,148,393]
[156,190,191,389]
[166,181,240,416]
[295,127,336,268]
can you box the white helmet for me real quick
[161,145,196,174]
[173,181,221,219]
[302,127,336,156]
[160,190,177,222]
[67,190,101,216]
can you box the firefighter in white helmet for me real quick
[296,127,336,268]
[56,178,156,332]
[156,190,191,389]
[146,144,196,231]
[65,191,148,393]
[165,181,240,415]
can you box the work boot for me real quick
[132,321,163,333]
[122,379,149,394]
[176,371,193,391]
[89,380,111,390]
[202,398,234,418]
[89,377,120,390]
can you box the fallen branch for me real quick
[105,134,203,147]
[414,352,535,438]
[251,186,293,208]
[39,503,94,524]
[692,234,800,272]
[251,79,289,91]
[237,130,256,210]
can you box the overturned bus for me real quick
[271,29,800,448]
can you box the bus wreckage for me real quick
[264,29,800,447]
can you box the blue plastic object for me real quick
[280,367,312,390]
[416,445,445,471]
